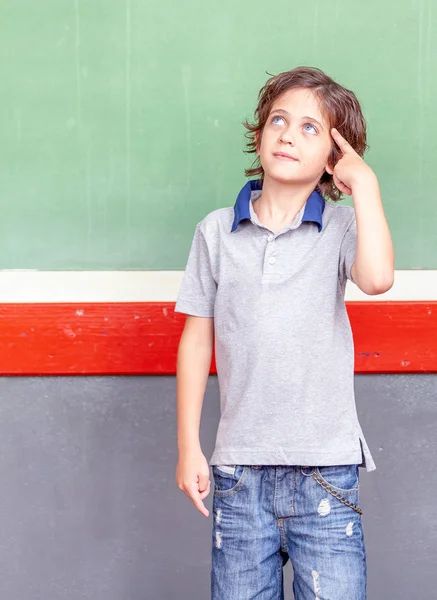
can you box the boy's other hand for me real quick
[176,449,211,518]
[329,128,377,196]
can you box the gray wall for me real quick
[0,374,435,599]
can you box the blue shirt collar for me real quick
[231,179,325,233]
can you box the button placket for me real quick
[264,236,277,273]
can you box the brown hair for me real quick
[243,66,368,201]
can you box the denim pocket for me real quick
[215,465,236,475]
[212,465,249,497]
[314,464,359,494]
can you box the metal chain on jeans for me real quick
[311,470,363,515]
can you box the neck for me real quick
[255,175,319,222]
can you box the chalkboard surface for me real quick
[0,0,435,269]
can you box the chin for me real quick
[263,163,321,187]
[263,169,301,185]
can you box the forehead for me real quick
[270,88,328,126]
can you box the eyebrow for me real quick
[269,108,324,130]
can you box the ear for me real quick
[325,149,336,175]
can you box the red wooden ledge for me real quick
[0,302,435,375]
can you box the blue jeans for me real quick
[211,464,366,600]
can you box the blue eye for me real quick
[271,115,285,125]
[303,123,317,134]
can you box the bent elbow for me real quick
[360,274,395,296]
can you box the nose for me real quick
[280,125,295,145]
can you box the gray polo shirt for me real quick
[175,179,376,472]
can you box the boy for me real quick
[174,66,394,599]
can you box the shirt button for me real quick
[268,256,276,265]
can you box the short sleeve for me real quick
[339,214,357,283]
[174,224,217,317]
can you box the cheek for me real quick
[258,129,274,153]
[302,140,331,167]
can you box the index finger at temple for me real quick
[331,128,355,154]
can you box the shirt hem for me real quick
[174,299,214,318]
[209,447,376,472]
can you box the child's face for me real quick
[257,87,333,187]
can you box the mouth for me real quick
[273,152,298,162]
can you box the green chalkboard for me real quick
[0,0,436,269]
